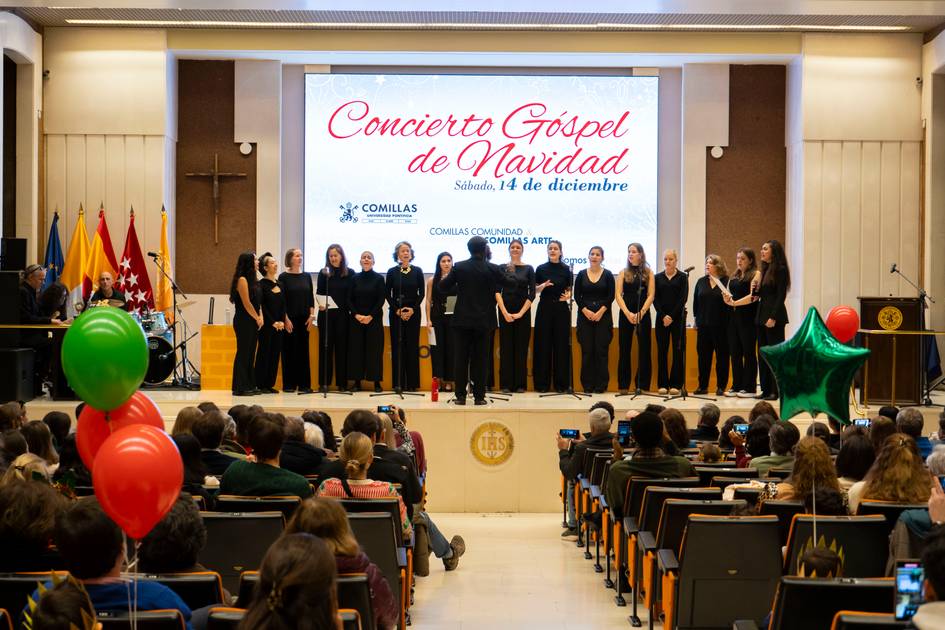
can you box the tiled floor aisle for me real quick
[409,513,657,629]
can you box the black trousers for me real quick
[617,311,652,391]
[453,326,491,400]
[729,317,758,392]
[281,315,311,391]
[231,310,258,393]
[390,310,421,390]
[499,315,531,391]
[533,301,571,391]
[576,314,612,391]
[255,325,284,389]
[348,315,383,382]
[696,324,729,391]
[431,316,454,381]
[317,310,349,388]
[654,317,684,389]
[757,323,786,396]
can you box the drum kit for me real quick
[132,309,174,385]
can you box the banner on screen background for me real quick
[304,74,658,272]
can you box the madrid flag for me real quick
[117,209,155,316]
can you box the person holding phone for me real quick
[755,239,791,401]
[556,407,614,539]
[692,254,730,395]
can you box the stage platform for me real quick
[27,389,945,513]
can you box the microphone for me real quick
[147,251,160,258]
[890,263,898,274]
[683,266,695,273]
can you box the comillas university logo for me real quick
[339,201,419,225]
[338,203,359,223]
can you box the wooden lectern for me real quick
[858,297,922,406]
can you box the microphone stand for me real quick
[665,268,715,403]
[891,265,942,407]
[148,253,199,390]
[541,263,590,400]
[317,268,352,398]
[373,264,422,400]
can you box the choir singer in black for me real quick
[574,246,614,394]
[755,239,791,401]
[426,252,456,392]
[496,239,535,393]
[317,244,354,392]
[653,249,688,395]
[279,248,314,394]
[692,255,730,396]
[229,252,262,396]
[438,236,504,405]
[533,240,572,393]
[387,241,424,391]
[255,253,286,393]
[348,251,386,393]
[615,243,655,394]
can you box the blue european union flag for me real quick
[42,212,64,290]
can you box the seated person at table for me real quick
[192,410,240,475]
[31,497,191,627]
[86,271,126,309]
[689,403,722,442]
[604,411,696,519]
[220,414,313,499]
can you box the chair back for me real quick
[767,467,793,480]
[674,516,782,629]
[337,573,375,630]
[625,477,700,520]
[830,611,910,629]
[638,487,721,535]
[758,500,805,546]
[711,476,763,490]
[0,572,66,624]
[655,499,746,554]
[589,451,613,487]
[783,515,889,578]
[236,572,259,608]
[855,501,929,534]
[694,466,759,486]
[339,609,362,630]
[346,513,402,604]
[74,486,95,497]
[199,512,285,592]
[768,577,894,629]
[339,498,405,547]
[733,486,764,507]
[581,448,612,482]
[136,572,226,610]
[214,495,301,520]
[95,610,187,629]
[206,607,245,630]
[0,608,9,630]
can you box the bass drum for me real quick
[145,336,175,385]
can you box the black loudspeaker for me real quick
[0,237,25,271]
[0,348,34,402]
[0,270,18,347]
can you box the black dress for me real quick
[278,271,314,392]
[386,265,425,390]
[533,262,573,392]
[693,275,730,392]
[653,270,689,390]
[574,268,614,392]
[755,271,789,397]
[255,277,286,391]
[728,273,759,393]
[617,268,653,392]
[316,267,354,389]
[348,269,386,384]
[231,280,260,395]
[430,276,457,382]
[498,264,535,391]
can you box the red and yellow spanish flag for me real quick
[60,205,90,313]
[85,206,120,295]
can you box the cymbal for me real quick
[107,298,127,308]
[177,300,196,309]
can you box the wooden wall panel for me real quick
[860,142,882,298]
[839,142,861,310]
[803,141,823,310]
[880,142,902,299]
[820,141,842,309]
[899,142,921,295]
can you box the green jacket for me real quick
[604,454,696,519]
[219,460,314,499]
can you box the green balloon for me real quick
[61,307,148,411]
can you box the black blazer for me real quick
[438,256,505,330]
[201,449,240,476]
[755,274,789,326]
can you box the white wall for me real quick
[923,33,945,358]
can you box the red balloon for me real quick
[77,392,164,469]
[826,305,860,343]
[93,424,182,539]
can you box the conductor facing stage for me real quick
[439,235,505,406]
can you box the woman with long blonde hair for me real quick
[615,243,656,394]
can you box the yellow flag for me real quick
[60,205,90,314]
[156,206,174,319]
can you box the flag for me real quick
[85,205,120,296]
[41,212,64,291]
[156,206,174,321]
[117,208,155,316]
[60,205,90,316]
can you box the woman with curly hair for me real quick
[772,436,841,503]
[848,433,932,512]
[660,408,691,451]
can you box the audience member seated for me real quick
[749,421,800,477]
[279,415,324,476]
[929,445,945,476]
[22,420,61,471]
[0,478,68,571]
[220,414,313,499]
[303,410,338,452]
[848,433,932,512]
[899,407,933,459]
[0,429,28,470]
[138,494,209,574]
[749,400,779,422]
[731,415,775,468]
[228,403,263,453]
[557,408,614,539]
[869,415,898,454]
[0,401,26,431]
[171,406,202,436]
[191,410,240,475]
[197,401,220,414]
[285,497,397,629]
[173,434,216,509]
[804,487,849,516]
[772,436,842,503]
[698,443,723,463]
[1,453,51,486]
[220,413,247,457]
[835,428,875,491]
[604,411,697,519]
[718,415,746,451]
[806,421,838,454]
[42,411,72,453]
[932,410,945,443]
[38,497,192,626]
[761,545,844,628]
[381,405,416,457]
[878,405,900,422]
[52,434,92,488]
[689,403,721,442]
[912,520,945,629]
[30,576,98,630]
[240,533,338,630]
[660,408,690,451]
[304,421,325,450]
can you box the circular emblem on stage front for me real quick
[470,421,514,467]
[878,306,903,331]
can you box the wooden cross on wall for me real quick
[185,153,247,244]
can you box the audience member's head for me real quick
[341,409,380,441]
[644,403,666,415]
[30,577,97,630]
[878,406,900,422]
[302,411,337,451]
[922,525,945,602]
[0,402,23,431]
[803,487,848,516]
[54,497,123,580]
[138,493,207,573]
[718,415,746,450]
[241,533,338,630]
[339,432,373,479]
[1,453,50,486]
[862,434,933,505]
[377,415,397,449]
[938,410,945,440]
[896,407,925,440]
[630,412,664,450]
[0,478,68,560]
[835,432,875,482]
[303,422,325,450]
[53,434,88,477]
[749,401,779,423]
[191,410,227,450]
[698,443,722,463]
[698,403,721,428]
[588,408,612,436]
[284,416,306,444]
[797,546,842,578]
[172,433,208,486]
[231,404,265,446]
[21,420,60,466]
[588,401,615,422]
[789,437,841,498]
[197,401,220,414]
[248,415,286,462]
[806,421,832,447]
[660,409,690,450]
[171,406,202,436]
[222,415,239,443]
[42,411,72,448]
[745,421,773,458]
[869,416,898,454]
[285,497,359,557]
[929,445,945,476]
[769,421,800,456]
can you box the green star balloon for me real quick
[760,307,871,424]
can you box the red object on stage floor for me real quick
[826,305,860,343]
[77,391,164,468]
